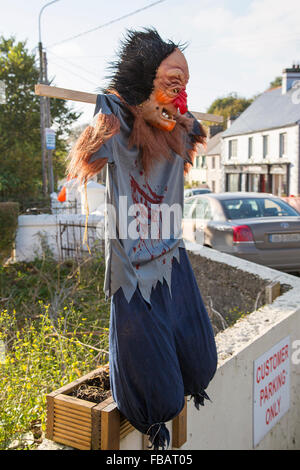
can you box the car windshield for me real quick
[221,197,299,219]
[183,197,196,218]
[193,189,211,195]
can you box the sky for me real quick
[1,0,300,126]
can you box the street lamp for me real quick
[38,0,60,45]
[38,0,59,196]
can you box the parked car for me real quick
[184,188,212,198]
[182,192,300,272]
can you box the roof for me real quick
[206,131,223,155]
[197,131,223,156]
[222,86,300,138]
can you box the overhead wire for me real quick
[48,58,100,87]
[47,49,101,81]
[47,0,167,48]
[45,1,168,90]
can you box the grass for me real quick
[0,250,110,449]
[225,306,251,327]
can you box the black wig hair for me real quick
[105,28,185,106]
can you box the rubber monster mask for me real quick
[67,29,207,183]
[140,48,189,132]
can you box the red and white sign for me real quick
[253,336,290,447]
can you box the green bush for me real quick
[0,202,19,263]
[0,251,110,449]
[0,251,109,324]
[0,305,109,449]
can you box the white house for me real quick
[185,148,207,186]
[222,65,300,196]
[185,126,223,190]
[204,130,223,193]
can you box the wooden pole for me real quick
[43,52,54,194]
[35,84,224,123]
[38,46,48,196]
[35,84,97,104]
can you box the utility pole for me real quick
[43,51,54,194]
[38,0,60,196]
[39,41,48,196]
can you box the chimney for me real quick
[227,115,237,129]
[282,64,300,94]
[208,124,223,138]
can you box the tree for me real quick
[206,92,253,130]
[67,122,89,148]
[0,36,80,206]
[269,76,282,89]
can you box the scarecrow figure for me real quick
[68,28,217,450]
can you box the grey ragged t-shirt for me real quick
[89,94,189,304]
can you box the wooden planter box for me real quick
[46,366,187,450]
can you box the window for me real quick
[229,139,238,159]
[201,156,206,168]
[222,198,260,219]
[211,180,216,193]
[279,133,287,157]
[248,137,253,158]
[184,189,192,198]
[212,157,216,169]
[227,173,241,192]
[262,198,296,217]
[203,201,212,220]
[193,199,205,219]
[263,135,269,158]
[272,173,288,196]
[193,198,212,220]
[248,174,260,192]
[183,197,197,218]
[221,197,298,220]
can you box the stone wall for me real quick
[187,251,291,332]
[188,251,268,329]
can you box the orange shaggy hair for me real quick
[67,92,206,182]
[67,112,120,184]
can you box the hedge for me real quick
[0,202,19,263]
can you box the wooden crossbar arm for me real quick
[35,84,97,104]
[35,84,224,123]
